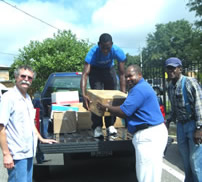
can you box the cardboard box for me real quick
[53,103,92,133]
[53,111,77,134]
[71,103,125,129]
[51,91,79,105]
[53,102,125,134]
[71,103,92,130]
[114,117,125,128]
[51,104,79,119]
[86,90,127,116]
[77,112,92,129]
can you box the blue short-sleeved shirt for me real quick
[85,45,126,68]
[120,78,164,132]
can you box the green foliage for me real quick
[142,20,201,66]
[10,30,91,92]
[114,54,140,73]
[141,20,202,82]
[125,53,140,67]
[187,0,202,28]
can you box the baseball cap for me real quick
[165,57,182,67]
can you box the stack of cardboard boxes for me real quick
[52,90,127,134]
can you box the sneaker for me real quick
[94,126,104,138]
[107,126,117,136]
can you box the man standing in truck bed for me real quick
[80,33,126,138]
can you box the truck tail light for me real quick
[34,108,40,133]
[160,105,166,122]
[76,72,82,75]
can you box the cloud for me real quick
[0,0,77,66]
[76,0,195,55]
[0,0,196,66]
[92,0,163,29]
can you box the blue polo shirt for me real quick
[85,45,126,68]
[120,78,164,133]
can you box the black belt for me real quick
[134,124,150,133]
[134,123,162,133]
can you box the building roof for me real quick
[0,83,8,90]
[0,65,10,70]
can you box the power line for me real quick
[0,0,61,31]
[0,0,137,55]
[0,0,95,46]
[0,51,18,56]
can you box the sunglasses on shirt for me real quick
[20,74,33,81]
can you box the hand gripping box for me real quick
[86,90,127,116]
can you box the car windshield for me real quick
[44,76,90,98]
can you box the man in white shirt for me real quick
[0,65,57,182]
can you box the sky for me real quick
[0,0,196,67]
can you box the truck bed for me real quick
[39,128,134,154]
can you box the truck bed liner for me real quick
[39,128,134,154]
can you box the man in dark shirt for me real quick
[165,57,202,182]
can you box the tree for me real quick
[142,20,200,66]
[10,30,91,93]
[125,54,140,67]
[187,0,202,28]
[140,20,202,81]
[114,54,140,75]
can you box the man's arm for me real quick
[166,86,176,128]
[97,103,127,118]
[0,124,14,169]
[188,78,202,144]
[118,61,126,93]
[34,126,57,144]
[80,62,91,110]
[190,78,202,128]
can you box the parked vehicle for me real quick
[152,85,174,154]
[33,72,134,164]
[33,72,173,179]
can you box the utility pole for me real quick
[139,46,143,69]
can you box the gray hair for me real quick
[14,65,36,79]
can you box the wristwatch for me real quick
[196,125,201,130]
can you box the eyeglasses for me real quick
[20,74,33,81]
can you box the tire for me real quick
[33,165,50,181]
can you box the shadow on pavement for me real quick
[164,143,184,171]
